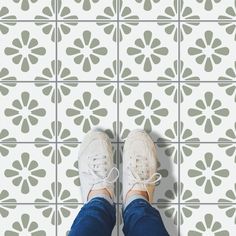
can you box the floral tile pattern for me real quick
[123,0,178,20]
[119,22,177,81]
[180,205,236,235]
[0,144,55,203]
[58,23,117,81]
[182,0,236,20]
[181,144,236,203]
[0,0,56,20]
[58,82,117,142]
[59,0,117,20]
[119,83,178,141]
[181,83,236,142]
[181,22,236,81]
[1,0,236,235]
[0,205,55,234]
[0,83,55,142]
[0,22,55,81]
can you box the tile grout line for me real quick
[1,141,236,144]
[117,1,120,235]
[177,0,181,235]
[1,20,236,22]
[1,80,235,83]
[55,0,58,234]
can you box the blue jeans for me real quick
[68,197,169,236]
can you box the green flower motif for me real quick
[179,60,200,102]
[96,0,139,42]
[135,0,160,11]
[35,60,78,103]
[105,121,130,142]
[218,3,236,41]
[157,60,200,103]
[5,213,46,235]
[218,61,236,102]
[157,0,200,42]
[127,30,168,72]
[118,121,130,141]
[35,0,78,42]
[188,152,229,194]
[13,0,38,11]
[157,0,178,41]
[0,68,16,96]
[74,0,100,11]
[4,152,46,194]
[66,92,108,133]
[188,91,229,133]
[4,30,46,72]
[218,122,236,163]
[219,183,236,203]
[218,184,236,223]
[0,190,16,217]
[188,213,229,236]
[180,0,200,39]
[127,91,168,132]
[0,7,16,34]
[156,161,168,182]
[35,182,78,225]
[66,161,80,186]
[96,60,139,103]
[158,183,200,225]
[158,122,200,164]
[188,31,229,72]
[4,91,46,133]
[219,2,236,20]
[35,121,78,164]
[0,129,16,157]
[67,30,107,72]
[196,0,222,11]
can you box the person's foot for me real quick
[78,130,119,203]
[123,130,161,204]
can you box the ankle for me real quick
[125,190,149,203]
[88,188,112,201]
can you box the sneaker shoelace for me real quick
[83,154,119,186]
[129,154,162,188]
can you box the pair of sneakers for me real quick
[78,129,162,205]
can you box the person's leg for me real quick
[122,198,169,236]
[68,130,119,236]
[68,197,116,236]
[122,130,169,236]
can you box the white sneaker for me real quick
[123,130,161,203]
[78,130,119,203]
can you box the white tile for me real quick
[180,204,236,235]
[0,204,55,234]
[0,83,55,142]
[180,22,236,81]
[181,83,236,142]
[181,144,236,203]
[58,82,117,141]
[0,22,55,81]
[120,22,178,81]
[119,83,178,141]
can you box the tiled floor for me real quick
[1,0,236,235]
